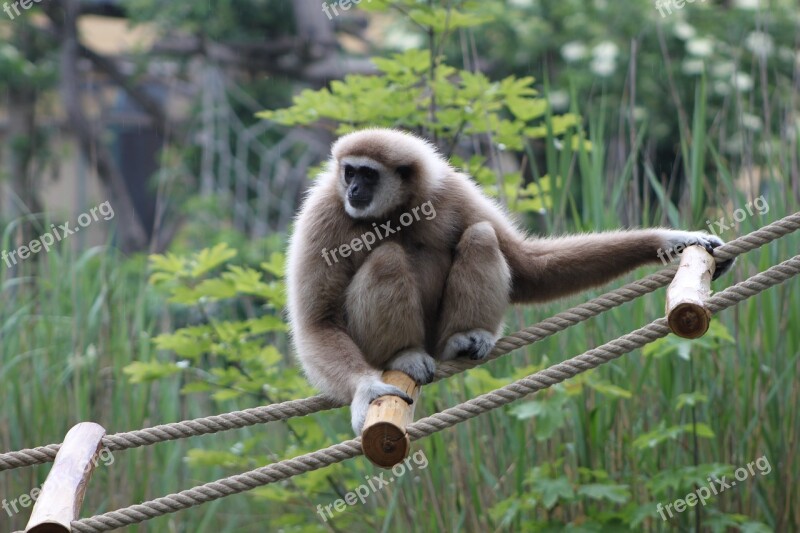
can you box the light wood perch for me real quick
[25,422,106,533]
[666,245,715,339]
[361,370,419,468]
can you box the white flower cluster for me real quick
[560,40,619,78]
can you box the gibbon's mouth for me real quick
[347,197,372,209]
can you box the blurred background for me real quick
[1,0,798,531]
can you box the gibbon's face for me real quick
[339,155,409,219]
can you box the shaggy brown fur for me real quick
[286,128,731,434]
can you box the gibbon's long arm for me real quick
[289,251,387,402]
[497,229,683,304]
[294,320,383,401]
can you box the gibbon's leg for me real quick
[435,222,511,361]
[345,242,436,383]
[345,242,435,434]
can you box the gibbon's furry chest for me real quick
[342,210,463,344]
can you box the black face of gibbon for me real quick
[343,164,380,209]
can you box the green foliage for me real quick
[258,49,584,156]
[451,0,800,150]
[0,42,56,90]
[509,386,570,441]
[258,0,587,223]
[125,242,387,529]
[489,461,632,528]
[127,243,306,403]
[633,421,715,450]
[643,320,735,360]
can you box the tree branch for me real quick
[57,0,149,252]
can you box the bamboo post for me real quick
[666,245,714,339]
[25,422,107,533]
[361,370,420,468]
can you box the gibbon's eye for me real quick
[397,165,412,179]
[344,165,356,184]
[361,167,379,182]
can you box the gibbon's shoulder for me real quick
[436,168,494,204]
[293,176,343,233]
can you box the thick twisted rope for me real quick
[67,253,800,532]
[2,212,798,473]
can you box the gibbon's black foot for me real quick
[442,329,496,361]
[351,378,414,435]
[387,349,436,385]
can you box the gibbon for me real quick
[286,128,733,434]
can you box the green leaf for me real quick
[577,483,631,504]
[190,243,238,277]
[169,278,238,304]
[707,320,735,343]
[533,476,574,509]
[407,7,493,32]
[464,368,513,394]
[260,252,285,278]
[212,388,244,401]
[587,380,633,399]
[675,392,709,410]
[509,388,570,440]
[507,97,547,121]
[148,253,186,278]
[633,422,715,449]
[153,330,212,359]
[376,48,430,74]
[244,315,287,334]
[181,381,214,394]
[185,448,247,469]
[123,361,182,384]
[647,463,733,495]
[739,522,774,533]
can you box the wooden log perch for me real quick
[666,245,714,339]
[361,370,420,468]
[25,422,107,533]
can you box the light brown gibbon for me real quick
[287,128,733,434]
